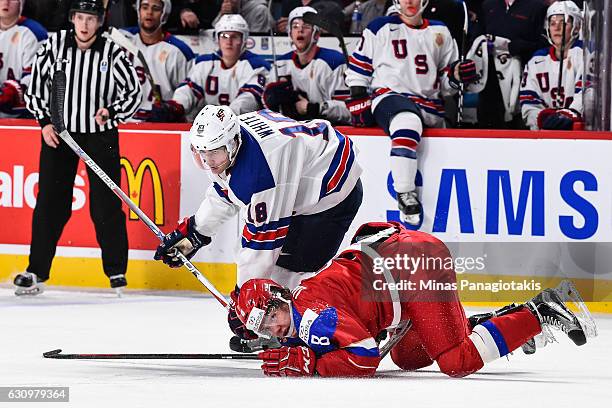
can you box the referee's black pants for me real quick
[27,128,128,281]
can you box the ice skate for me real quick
[110,274,127,297]
[397,191,422,227]
[527,281,594,347]
[14,272,45,296]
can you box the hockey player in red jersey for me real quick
[235,221,596,377]
[345,0,478,228]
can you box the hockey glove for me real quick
[228,286,258,340]
[449,59,478,86]
[263,80,300,114]
[259,346,316,377]
[539,108,581,130]
[345,95,374,127]
[0,80,24,111]
[154,216,211,268]
[150,100,185,123]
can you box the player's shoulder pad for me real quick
[163,33,196,61]
[315,47,346,70]
[571,40,584,50]
[295,307,338,355]
[531,47,550,59]
[123,26,140,35]
[240,50,271,70]
[278,50,294,61]
[227,127,275,204]
[366,14,402,35]
[195,52,220,64]
[427,19,447,27]
[18,17,48,42]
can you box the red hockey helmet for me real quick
[236,279,290,338]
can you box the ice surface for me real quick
[1,287,610,407]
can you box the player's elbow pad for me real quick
[315,350,380,377]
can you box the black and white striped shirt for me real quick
[25,29,141,133]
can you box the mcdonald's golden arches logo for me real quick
[120,157,164,225]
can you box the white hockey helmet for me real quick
[392,0,429,17]
[189,105,241,171]
[287,6,319,55]
[386,4,399,16]
[137,0,172,25]
[545,1,582,46]
[214,14,250,53]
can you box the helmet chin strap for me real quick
[294,31,317,57]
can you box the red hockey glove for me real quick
[345,95,374,127]
[154,216,211,268]
[0,80,24,110]
[538,108,581,130]
[259,346,316,377]
[228,287,258,340]
[150,100,185,122]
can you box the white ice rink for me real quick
[1,287,610,408]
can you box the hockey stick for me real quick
[302,11,349,64]
[556,6,568,108]
[268,0,280,81]
[379,320,411,359]
[456,0,469,127]
[50,68,229,310]
[103,27,162,104]
[43,349,259,360]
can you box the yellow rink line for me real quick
[0,254,236,294]
[1,254,610,313]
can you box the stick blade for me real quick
[43,349,63,358]
[50,70,67,133]
[302,11,343,38]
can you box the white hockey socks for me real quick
[389,112,423,193]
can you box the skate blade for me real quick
[14,284,44,296]
[115,287,124,298]
[555,280,597,338]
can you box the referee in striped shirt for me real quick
[15,0,141,296]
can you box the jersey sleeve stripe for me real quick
[344,346,380,357]
[348,56,373,72]
[213,182,232,203]
[320,131,356,199]
[242,216,292,249]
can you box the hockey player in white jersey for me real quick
[520,1,584,131]
[0,0,47,118]
[153,105,363,341]
[262,7,350,124]
[120,0,195,122]
[345,0,477,229]
[152,14,270,122]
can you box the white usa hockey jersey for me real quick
[520,42,584,130]
[0,17,47,118]
[119,28,195,122]
[345,15,458,127]
[272,47,351,124]
[193,109,362,286]
[172,50,270,115]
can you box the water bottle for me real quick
[350,1,363,34]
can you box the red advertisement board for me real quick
[0,124,181,250]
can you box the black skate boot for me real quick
[527,287,587,346]
[397,191,422,227]
[14,272,45,296]
[110,274,127,297]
